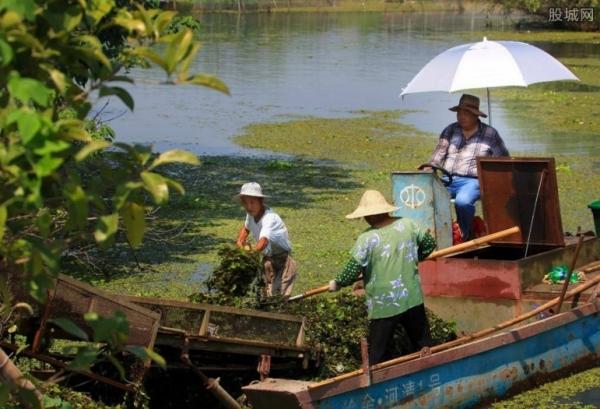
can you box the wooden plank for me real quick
[121,295,303,323]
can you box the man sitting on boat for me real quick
[425,94,509,241]
[234,182,297,296]
[328,190,437,365]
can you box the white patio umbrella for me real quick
[400,37,579,124]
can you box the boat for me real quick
[243,273,600,408]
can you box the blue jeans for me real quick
[445,176,480,240]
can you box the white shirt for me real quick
[245,208,292,256]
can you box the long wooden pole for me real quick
[289,226,520,301]
[309,271,600,389]
[556,234,585,312]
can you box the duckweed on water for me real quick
[489,366,600,409]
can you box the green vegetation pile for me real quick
[190,246,457,379]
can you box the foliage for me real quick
[266,292,456,379]
[205,245,263,297]
[490,366,600,408]
[491,0,600,29]
[165,15,202,35]
[0,0,228,406]
[190,245,265,307]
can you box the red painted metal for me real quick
[420,237,599,300]
[477,157,564,247]
[420,257,521,299]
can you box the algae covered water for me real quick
[106,12,600,157]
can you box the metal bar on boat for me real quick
[557,234,585,312]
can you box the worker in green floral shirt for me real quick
[329,190,437,365]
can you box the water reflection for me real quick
[104,12,599,156]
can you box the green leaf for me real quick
[113,182,142,210]
[165,177,185,195]
[164,29,193,74]
[126,345,166,368]
[141,171,169,205]
[110,75,134,84]
[45,5,82,33]
[114,13,146,33]
[133,47,167,71]
[122,202,145,248]
[0,38,14,66]
[107,354,126,380]
[34,155,64,177]
[68,347,98,372]
[16,111,41,145]
[149,149,200,170]
[64,183,88,231]
[99,86,134,111]
[43,395,64,408]
[36,210,52,238]
[183,73,230,95]
[0,205,7,242]
[33,139,70,155]
[8,74,53,106]
[50,318,89,341]
[155,10,177,34]
[76,35,111,68]
[86,0,114,24]
[85,310,128,345]
[75,140,111,162]
[94,213,119,244]
[57,119,91,142]
[43,66,68,93]
[0,0,37,21]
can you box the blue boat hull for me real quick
[243,301,600,409]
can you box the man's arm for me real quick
[429,127,452,166]
[236,227,250,248]
[491,131,509,157]
[254,236,269,252]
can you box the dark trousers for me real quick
[368,304,432,365]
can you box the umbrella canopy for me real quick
[400,38,579,123]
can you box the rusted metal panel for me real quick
[477,157,564,247]
[243,301,600,409]
[43,275,160,348]
[121,295,305,350]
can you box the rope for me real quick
[524,170,546,258]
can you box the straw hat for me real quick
[345,190,399,219]
[232,182,269,203]
[449,94,487,118]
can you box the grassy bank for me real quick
[173,0,490,14]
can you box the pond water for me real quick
[103,12,600,156]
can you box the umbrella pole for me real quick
[487,88,492,126]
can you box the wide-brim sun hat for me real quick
[449,93,487,118]
[345,190,400,219]
[232,182,269,203]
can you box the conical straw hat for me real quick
[345,190,399,219]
